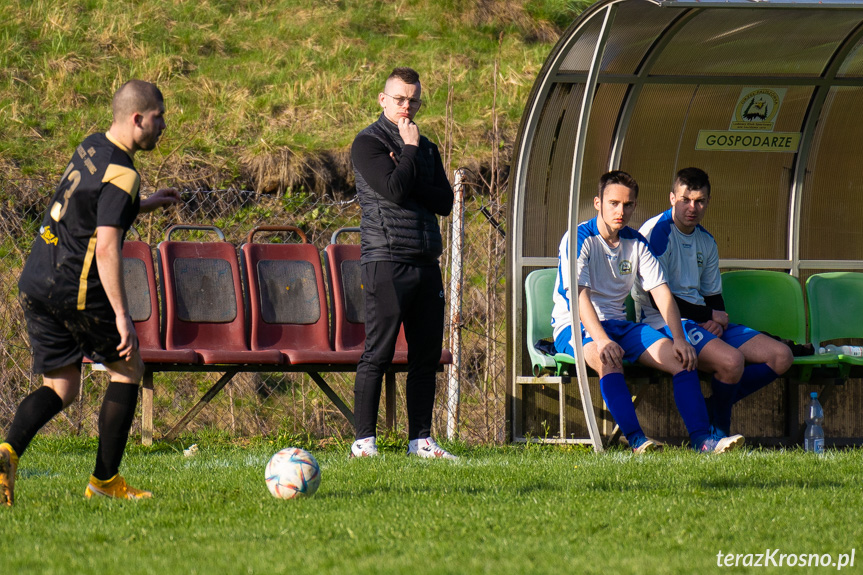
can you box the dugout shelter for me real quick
[507,0,863,449]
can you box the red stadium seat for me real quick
[157,226,283,365]
[122,240,199,364]
[240,226,355,365]
[322,233,406,363]
[323,228,451,365]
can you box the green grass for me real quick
[0,0,590,186]
[5,437,862,574]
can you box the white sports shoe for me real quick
[698,434,745,454]
[407,437,457,460]
[350,436,379,458]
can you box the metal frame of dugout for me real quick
[506,0,863,450]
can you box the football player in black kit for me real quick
[1,80,180,505]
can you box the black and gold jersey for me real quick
[18,132,141,312]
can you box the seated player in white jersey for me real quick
[551,170,744,454]
[632,167,793,438]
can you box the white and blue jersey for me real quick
[633,209,722,329]
[551,218,666,342]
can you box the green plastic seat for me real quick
[524,268,559,376]
[721,270,807,344]
[723,269,840,361]
[722,270,839,374]
[807,272,863,368]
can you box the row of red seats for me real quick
[123,225,452,368]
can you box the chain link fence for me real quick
[0,170,507,445]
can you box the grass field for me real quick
[4,437,861,574]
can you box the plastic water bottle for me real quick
[804,392,824,454]
[819,344,863,356]
[839,345,863,357]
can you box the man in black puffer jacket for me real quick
[349,67,456,460]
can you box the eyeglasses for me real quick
[383,93,423,108]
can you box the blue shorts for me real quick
[658,321,759,355]
[555,319,668,364]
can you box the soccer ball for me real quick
[265,447,321,499]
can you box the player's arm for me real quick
[570,231,621,367]
[412,144,454,216]
[670,295,712,322]
[699,241,728,328]
[667,294,724,336]
[577,286,623,369]
[139,188,181,213]
[646,287,725,335]
[650,283,697,370]
[352,133,418,205]
[696,294,727,336]
[703,294,728,327]
[95,225,137,359]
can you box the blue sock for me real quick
[733,363,779,403]
[600,373,644,445]
[672,370,711,446]
[710,377,738,437]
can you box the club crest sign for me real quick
[730,88,785,131]
[696,86,800,152]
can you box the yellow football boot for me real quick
[85,474,152,500]
[0,443,18,507]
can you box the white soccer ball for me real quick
[265,447,321,499]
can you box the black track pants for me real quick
[353,261,445,440]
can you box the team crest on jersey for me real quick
[618,259,632,275]
[39,225,58,246]
[697,252,704,267]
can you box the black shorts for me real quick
[19,292,122,374]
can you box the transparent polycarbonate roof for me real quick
[513,0,863,267]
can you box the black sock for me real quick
[4,386,64,457]
[93,382,139,481]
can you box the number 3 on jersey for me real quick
[50,165,82,222]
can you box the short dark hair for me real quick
[387,67,420,86]
[112,80,163,120]
[598,170,639,200]
[674,167,711,196]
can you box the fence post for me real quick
[446,169,465,440]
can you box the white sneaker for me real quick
[698,434,745,454]
[350,436,379,458]
[407,437,457,460]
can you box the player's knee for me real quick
[772,345,794,375]
[56,386,80,408]
[716,349,745,382]
[128,355,145,382]
[109,355,145,383]
[582,351,605,374]
[43,366,83,407]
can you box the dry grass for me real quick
[0,0,586,193]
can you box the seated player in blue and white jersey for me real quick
[551,170,744,454]
[632,167,793,439]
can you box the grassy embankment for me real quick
[1,0,589,193]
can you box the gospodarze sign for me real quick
[696,87,801,152]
